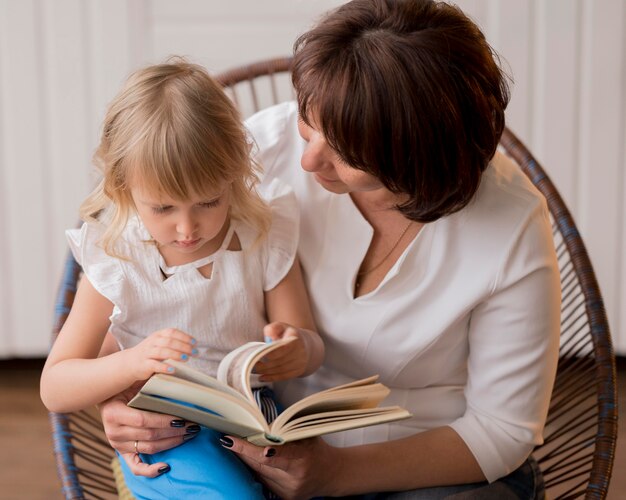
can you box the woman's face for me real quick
[297,117,383,195]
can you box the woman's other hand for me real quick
[221,436,342,499]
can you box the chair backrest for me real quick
[499,130,617,499]
[50,254,118,499]
[49,57,617,499]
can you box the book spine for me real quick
[246,433,285,447]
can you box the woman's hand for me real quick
[99,383,199,477]
[222,436,342,499]
[124,328,197,381]
[255,322,312,381]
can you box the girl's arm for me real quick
[255,257,324,381]
[40,276,196,413]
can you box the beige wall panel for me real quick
[0,0,623,356]
[0,0,50,355]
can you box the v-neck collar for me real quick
[330,193,431,301]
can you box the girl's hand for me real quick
[255,322,310,381]
[125,328,197,381]
[222,436,341,499]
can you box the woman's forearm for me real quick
[40,350,137,413]
[328,426,485,496]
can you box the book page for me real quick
[164,359,243,401]
[216,338,296,402]
[132,374,267,431]
[277,407,411,443]
[129,393,267,438]
[277,407,403,433]
[271,380,391,431]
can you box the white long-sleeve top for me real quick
[246,101,560,482]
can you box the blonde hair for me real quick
[81,58,270,257]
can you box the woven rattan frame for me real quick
[499,130,617,499]
[49,253,118,499]
[48,57,617,499]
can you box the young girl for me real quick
[40,59,324,499]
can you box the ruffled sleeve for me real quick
[66,223,124,302]
[258,178,300,291]
[245,101,295,181]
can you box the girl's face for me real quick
[131,182,231,265]
[297,117,383,195]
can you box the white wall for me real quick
[0,0,624,357]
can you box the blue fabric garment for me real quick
[118,427,265,500]
[119,387,279,500]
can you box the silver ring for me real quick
[134,440,139,455]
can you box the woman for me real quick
[99,0,560,498]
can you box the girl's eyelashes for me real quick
[199,199,220,209]
[149,199,219,214]
[152,205,172,214]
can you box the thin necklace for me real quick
[356,220,413,289]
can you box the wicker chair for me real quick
[48,57,617,499]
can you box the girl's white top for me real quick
[246,101,561,483]
[66,179,299,377]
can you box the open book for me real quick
[128,339,411,446]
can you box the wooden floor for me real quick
[1,358,625,500]
[0,359,63,500]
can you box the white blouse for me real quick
[246,101,561,482]
[66,179,299,377]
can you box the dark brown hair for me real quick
[292,0,510,221]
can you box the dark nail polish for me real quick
[220,436,234,448]
[170,419,186,428]
[264,447,276,457]
[157,465,171,475]
[183,433,198,441]
[186,424,201,433]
